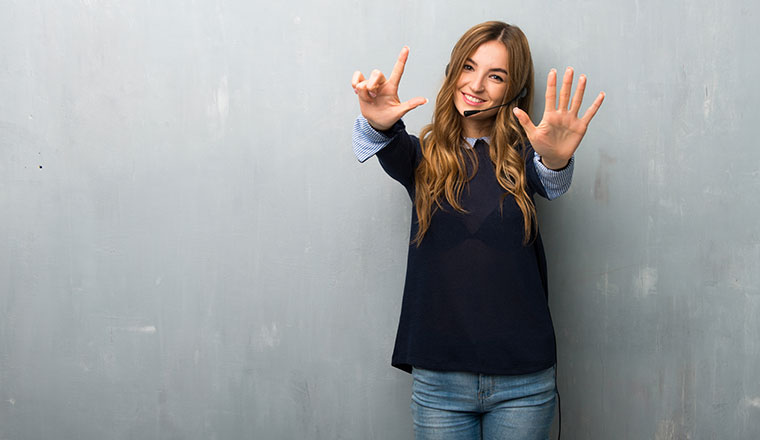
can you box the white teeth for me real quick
[464,93,484,103]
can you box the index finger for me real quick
[388,46,410,87]
[544,69,557,112]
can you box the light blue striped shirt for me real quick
[352,115,574,200]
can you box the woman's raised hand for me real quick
[512,67,605,170]
[352,46,427,131]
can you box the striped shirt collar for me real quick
[464,137,490,149]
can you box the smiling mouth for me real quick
[462,92,485,105]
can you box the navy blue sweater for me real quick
[377,120,556,375]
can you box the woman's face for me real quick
[453,40,510,135]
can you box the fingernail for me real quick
[369,91,377,98]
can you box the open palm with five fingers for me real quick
[352,46,428,131]
[513,67,605,170]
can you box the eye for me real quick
[490,74,505,82]
[463,64,474,71]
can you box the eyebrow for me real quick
[466,58,509,76]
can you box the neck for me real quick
[462,116,494,138]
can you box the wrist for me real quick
[367,119,393,132]
[540,156,570,171]
[367,118,404,137]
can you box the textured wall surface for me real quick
[1,1,758,439]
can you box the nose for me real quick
[469,74,485,93]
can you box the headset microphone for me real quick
[463,87,527,117]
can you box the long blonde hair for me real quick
[413,21,536,246]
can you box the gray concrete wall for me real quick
[1,1,758,439]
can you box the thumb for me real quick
[512,107,535,137]
[400,97,428,114]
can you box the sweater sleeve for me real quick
[352,115,420,194]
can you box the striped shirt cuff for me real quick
[533,154,574,200]
[352,115,394,163]
[352,114,573,200]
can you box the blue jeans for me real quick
[411,365,556,440]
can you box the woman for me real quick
[351,21,604,439]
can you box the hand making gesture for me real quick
[351,46,428,131]
[512,67,605,170]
